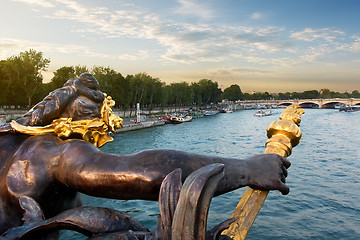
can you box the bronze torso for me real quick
[0,134,81,232]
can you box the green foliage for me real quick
[32,82,53,104]
[74,65,89,77]
[222,84,243,101]
[351,90,360,98]
[49,65,89,92]
[2,49,50,108]
[243,92,271,100]
[167,82,194,108]
[50,66,76,89]
[196,79,222,106]
[302,90,320,99]
[0,60,10,105]
[126,73,165,113]
[190,82,202,107]
[91,66,127,108]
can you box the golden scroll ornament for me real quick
[10,94,123,148]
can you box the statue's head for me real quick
[78,73,100,90]
[7,73,123,147]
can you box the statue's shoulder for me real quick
[0,134,29,171]
[0,133,29,151]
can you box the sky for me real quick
[1,0,360,93]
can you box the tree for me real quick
[301,90,320,99]
[127,73,147,116]
[50,66,76,89]
[351,90,360,98]
[319,88,332,98]
[190,82,203,108]
[222,84,243,101]
[143,76,164,113]
[167,82,194,111]
[74,65,89,77]
[50,65,89,91]
[277,92,291,100]
[0,60,10,105]
[91,66,127,108]
[5,49,50,108]
[196,79,222,106]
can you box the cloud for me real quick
[336,35,360,52]
[12,0,55,8]
[6,1,357,70]
[9,0,330,66]
[0,38,119,60]
[290,28,345,42]
[250,12,262,20]
[174,0,214,19]
[214,67,270,74]
[0,37,153,66]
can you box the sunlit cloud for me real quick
[0,38,113,60]
[4,1,359,78]
[174,0,214,19]
[337,35,360,52]
[11,0,55,8]
[290,28,345,42]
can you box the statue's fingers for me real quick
[280,174,286,183]
[281,165,288,178]
[278,182,290,195]
[281,157,291,169]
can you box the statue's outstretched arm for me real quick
[53,140,290,201]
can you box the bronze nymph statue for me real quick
[0,73,291,239]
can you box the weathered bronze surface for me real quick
[10,94,123,147]
[0,73,291,239]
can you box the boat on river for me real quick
[169,115,193,123]
[204,110,217,116]
[220,108,233,113]
[254,109,272,117]
[339,105,360,112]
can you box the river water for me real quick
[63,108,360,240]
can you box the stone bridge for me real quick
[241,98,360,108]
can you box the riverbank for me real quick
[0,109,167,132]
[117,118,166,133]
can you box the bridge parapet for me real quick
[239,98,360,108]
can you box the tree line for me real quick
[1,50,359,112]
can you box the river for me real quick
[63,108,360,240]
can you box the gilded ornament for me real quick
[10,94,123,147]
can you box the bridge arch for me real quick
[239,98,360,109]
[299,102,319,108]
[321,101,345,109]
[278,102,292,107]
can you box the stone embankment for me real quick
[1,104,243,132]
[0,109,26,124]
[117,118,165,133]
[0,109,167,132]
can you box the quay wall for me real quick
[0,103,244,124]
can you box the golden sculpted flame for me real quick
[10,94,123,147]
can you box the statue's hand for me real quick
[244,154,291,195]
